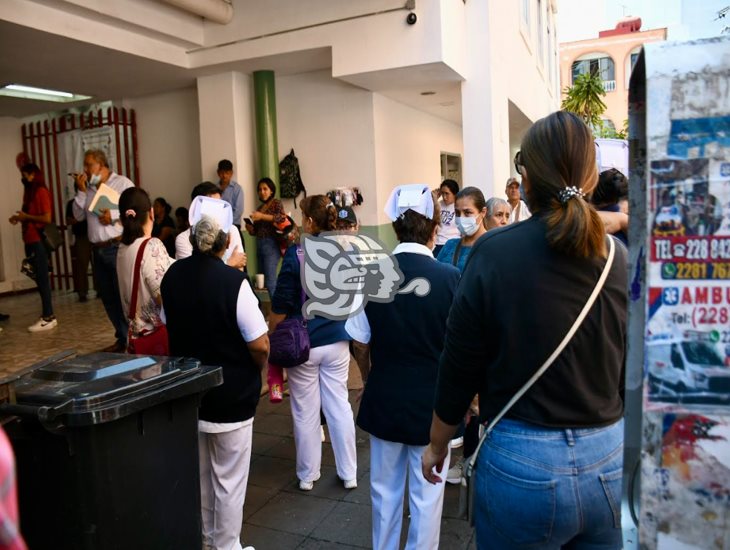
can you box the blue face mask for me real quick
[89,173,102,187]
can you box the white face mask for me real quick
[89,173,102,187]
[456,215,480,237]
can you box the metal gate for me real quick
[20,107,139,291]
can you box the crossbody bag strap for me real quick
[128,238,151,325]
[467,236,616,472]
[296,244,307,316]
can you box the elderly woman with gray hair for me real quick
[484,197,511,230]
[161,196,269,550]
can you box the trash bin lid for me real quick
[10,352,222,427]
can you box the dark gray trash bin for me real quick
[2,352,222,550]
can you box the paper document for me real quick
[88,183,120,216]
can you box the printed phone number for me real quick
[692,307,730,327]
[661,262,730,280]
[654,238,730,262]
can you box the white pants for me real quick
[287,341,357,482]
[369,436,449,550]
[199,420,253,550]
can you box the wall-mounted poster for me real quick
[646,155,730,407]
[634,37,730,550]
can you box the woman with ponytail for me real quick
[269,195,358,492]
[423,111,628,549]
[116,187,174,348]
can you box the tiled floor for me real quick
[0,288,476,549]
[0,290,118,375]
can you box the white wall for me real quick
[0,117,35,293]
[196,71,256,210]
[275,70,378,224]
[123,87,201,215]
[193,0,449,80]
[373,94,463,225]
[274,71,464,228]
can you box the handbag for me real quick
[126,238,170,356]
[462,236,617,526]
[268,246,310,367]
[40,222,63,255]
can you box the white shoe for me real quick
[28,317,57,332]
[450,436,464,449]
[446,460,464,484]
[299,471,321,491]
[343,478,357,490]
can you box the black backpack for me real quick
[279,149,306,207]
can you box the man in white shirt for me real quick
[506,177,532,224]
[72,149,134,352]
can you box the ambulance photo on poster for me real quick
[646,158,730,406]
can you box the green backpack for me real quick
[279,149,307,207]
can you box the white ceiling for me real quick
[0,20,462,126]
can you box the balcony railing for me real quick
[602,80,617,92]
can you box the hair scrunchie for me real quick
[558,186,585,204]
[125,209,136,218]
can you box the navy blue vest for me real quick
[356,252,460,445]
[161,252,262,422]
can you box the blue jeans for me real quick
[93,244,128,346]
[25,242,53,318]
[256,236,280,300]
[474,418,624,550]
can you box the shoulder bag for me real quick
[268,245,310,367]
[462,236,616,525]
[40,223,63,255]
[127,238,170,356]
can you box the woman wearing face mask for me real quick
[436,187,487,273]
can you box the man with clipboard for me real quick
[71,149,134,352]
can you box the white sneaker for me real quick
[450,436,464,449]
[446,460,464,484]
[343,478,357,490]
[299,472,321,491]
[28,317,57,332]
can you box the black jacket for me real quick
[435,216,627,428]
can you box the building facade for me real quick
[559,17,667,133]
[0,0,559,289]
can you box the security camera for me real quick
[406,12,417,25]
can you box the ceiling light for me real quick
[0,84,91,103]
[420,91,436,96]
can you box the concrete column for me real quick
[460,1,510,199]
[196,71,257,265]
[197,71,255,189]
[253,71,280,196]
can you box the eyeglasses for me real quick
[513,151,523,175]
